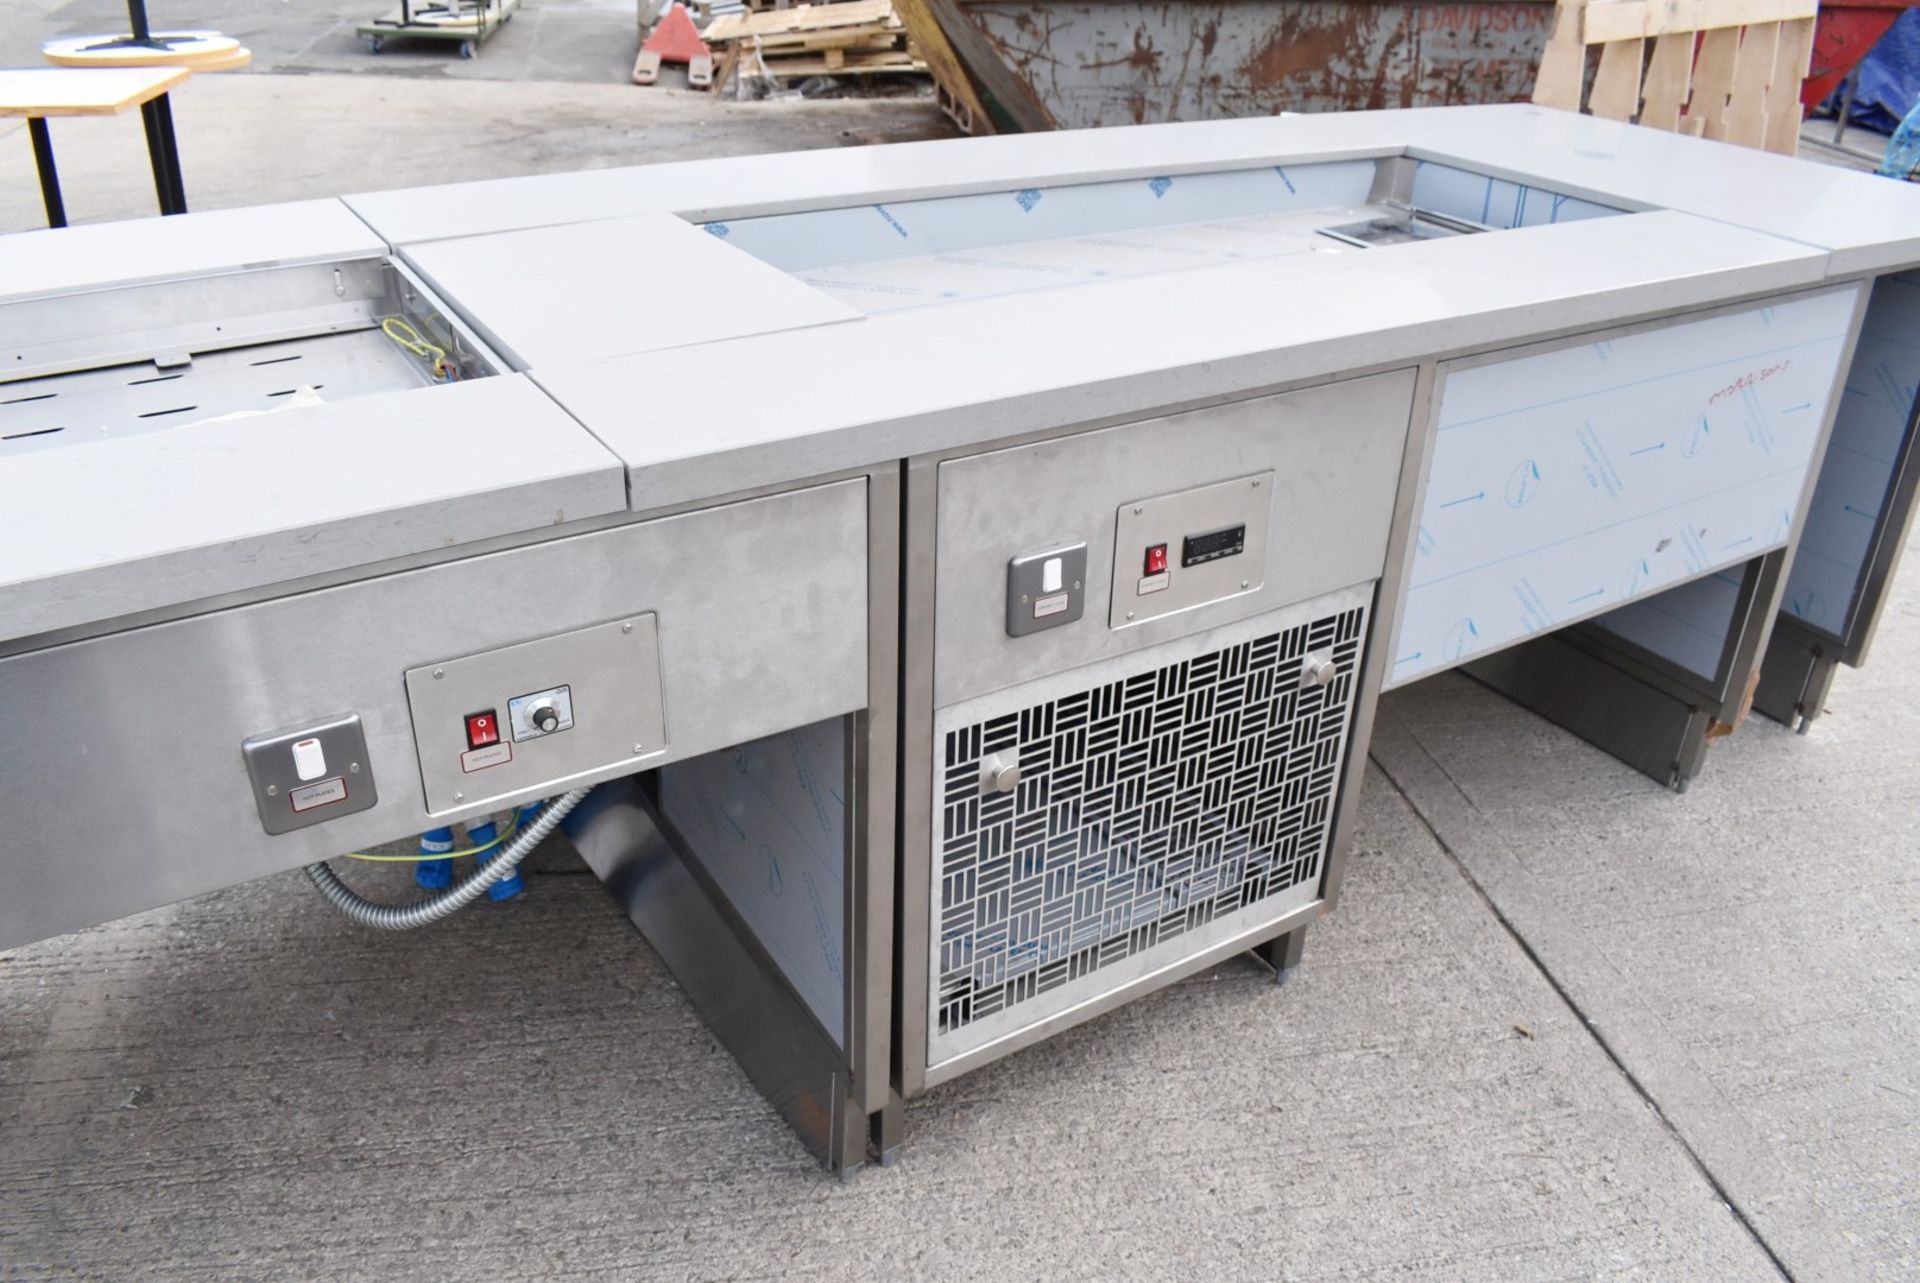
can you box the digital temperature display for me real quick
[1181,524,1247,567]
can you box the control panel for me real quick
[508,685,574,741]
[1110,472,1272,628]
[242,713,378,835]
[403,615,666,816]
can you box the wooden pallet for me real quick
[1533,0,1817,154]
[733,47,924,74]
[704,0,926,90]
[704,0,898,44]
[890,0,992,132]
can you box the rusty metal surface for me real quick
[954,0,1556,128]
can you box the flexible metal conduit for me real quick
[304,788,590,929]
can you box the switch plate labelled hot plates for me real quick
[404,615,666,816]
[243,712,378,835]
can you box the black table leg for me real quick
[152,93,187,213]
[81,0,191,55]
[137,92,188,215]
[138,98,171,212]
[27,117,68,228]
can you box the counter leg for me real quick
[870,1092,905,1168]
[1255,927,1307,986]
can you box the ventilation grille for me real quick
[935,605,1364,1042]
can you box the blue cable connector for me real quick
[414,826,456,890]
[474,803,542,902]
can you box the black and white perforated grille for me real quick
[935,605,1364,1041]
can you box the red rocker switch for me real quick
[465,710,501,749]
[1144,544,1170,575]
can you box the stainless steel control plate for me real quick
[404,616,667,815]
[1109,472,1273,628]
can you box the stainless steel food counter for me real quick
[4,104,1917,1171]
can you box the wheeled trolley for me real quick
[359,0,520,58]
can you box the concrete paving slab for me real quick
[1369,531,1920,1283]
[2,0,640,83]
[0,769,1781,1282]
[0,71,955,233]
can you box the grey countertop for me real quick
[343,104,1920,270]
[5,104,1920,644]
[536,209,1829,512]
[399,212,863,370]
[0,374,625,641]
[0,199,386,304]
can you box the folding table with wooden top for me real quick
[0,66,192,228]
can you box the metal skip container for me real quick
[895,0,1906,133]
[905,0,1555,130]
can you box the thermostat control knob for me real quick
[530,701,561,733]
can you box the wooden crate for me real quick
[1533,0,1818,154]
